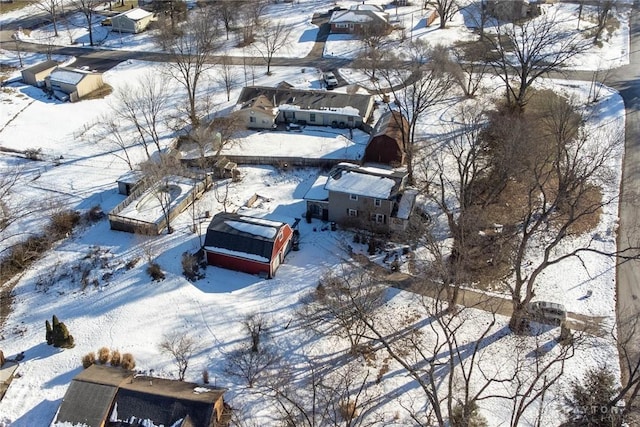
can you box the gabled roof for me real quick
[54,379,118,427]
[236,86,374,120]
[204,212,289,261]
[303,174,330,202]
[115,7,153,21]
[329,5,389,25]
[239,94,276,115]
[325,162,406,200]
[370,111,408,140]
[22,60,58,74]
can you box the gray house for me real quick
[305,163,417,232]
[235,86,375,129]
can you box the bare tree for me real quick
[298,267,385,354]
[355,20,390,81]
[215,53,239,102]
[162,8,221,127]
[89,115,136,169]
[253,20,291,75]
[377,40,453,183]
[29,0,62,37]
[110,72,170,158]
[237,0,268,46]
[215,0,237,41]
[432,0,460,29]
[140,154,184,234]
[485,11,589,110]
[159,332,198,381]
[593,0,616,45]
[71,0,101,46]
[431,41,488,98]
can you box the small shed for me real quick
[303,174,330,221]
[116,170,144,195]
[363,111,408,166]
[110,7,154,33]
[204,212,294,278]
[45,67,104,102]
[21,60,58,87]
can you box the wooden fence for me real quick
[108,173,212,235]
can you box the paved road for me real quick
[609,0,640,397]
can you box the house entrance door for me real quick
[322,209,328,221]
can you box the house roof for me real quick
[48,67,94,85]
[204,212,289,261]
[236,86,374,120]
[116,170,144,186]
[54,365,226,427]
[239,94,276,116]
[324,162,406,200]
[329,5,389,25]
[303,174,330,202]
[115,7,153,21]
[370,111,408,140]
[22,60,58,74]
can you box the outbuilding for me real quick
[45,67,104,102]
[110,7,154,34]
[362,111,408,166]
[21,60,58,87]
[204,212,294,278]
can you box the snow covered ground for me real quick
[0,1,632,426]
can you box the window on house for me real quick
[310,113,316,122]
[374,199,382,207]
[335,23,349,29]
[348,209,358,217]
[349,194,358,201]
[249,116,256,123]
[277,230,283,241]
[371,213,386,224]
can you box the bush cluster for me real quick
[181,252,204,281]
[81,347,135,371]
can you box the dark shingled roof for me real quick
[204,212,286,260]
[55,380,118,427]
[236,86,374,120]
[54,365,226,427]
[111,388,214,427]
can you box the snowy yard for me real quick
[0,0,634,425]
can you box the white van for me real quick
[527,301,567,325]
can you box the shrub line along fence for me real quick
[108,172,212,235]
[181,156,354,169]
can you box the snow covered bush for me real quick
[146,262,165,281]
[181,251,203,281]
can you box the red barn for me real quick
[204,212,294,278]
[363,111,408,166]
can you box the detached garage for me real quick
[21,60,58,87]
[204,212,294,278]
[111,8,154,34]
[45,67,104,102]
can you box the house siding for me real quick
[278,109,361,127]
[237,108,275,129]
[22,66,57,87]
[327,191,394,226]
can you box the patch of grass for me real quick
[82,84,113,101]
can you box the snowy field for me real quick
[0,1,633,425]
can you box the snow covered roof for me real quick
[116,7,153,21]
[329,6,389,25]
[48,67,93,85]
[396,188,418,220]
[303,175,330,201]
[204,212,291,260]
[237,86,374,120]
[278,104,361,117]
[325,163,404,199]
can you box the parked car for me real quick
[323,72,338,89]
[527,301,567,325]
